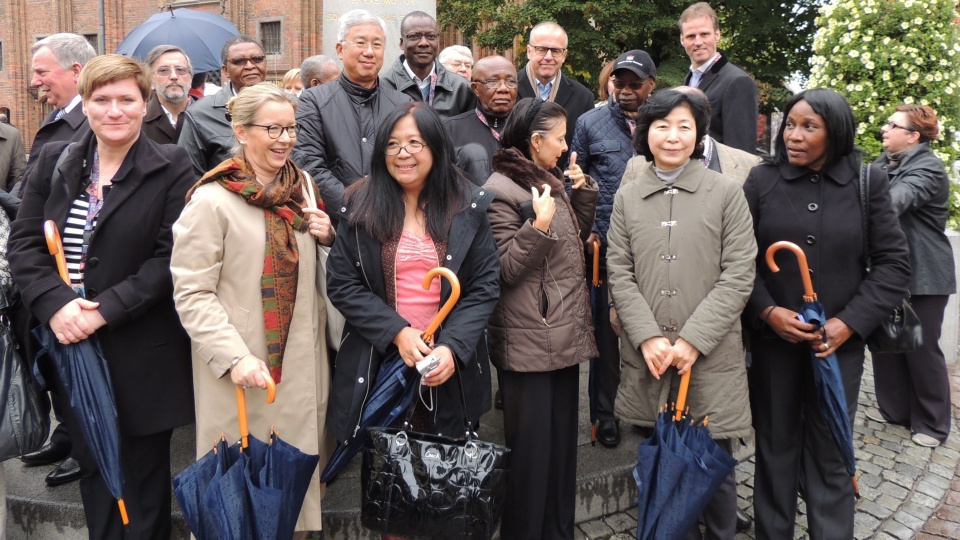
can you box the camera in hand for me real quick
[416,354,440,376]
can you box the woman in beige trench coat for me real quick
[171,84,335,535]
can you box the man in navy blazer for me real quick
[517,22,594,168]
[680,2,758,154]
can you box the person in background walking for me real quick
[867,104,955,448]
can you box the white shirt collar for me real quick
[403,59,436,88]
[689,52,722,75]
[62,94,82,114]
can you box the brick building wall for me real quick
[0,0,325,154]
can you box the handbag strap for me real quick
[399,357,476,439]
[858,159,872,274]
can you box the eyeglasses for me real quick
[248,123,300,139]
[155,66,190,77]
[446,60,473,69]
[529,45,567,57]
[404,32,439,42]
[228,56,266,67]
[475,78,519,90]
[883,121,915,132]
[385,141,426,155]
[342,40,384,52]
[612,80,648,91]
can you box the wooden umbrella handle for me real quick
[236,372,276,449]
[421,267,461,345]
[592,240,602,287]
[765,241,817,302]
[674,371,692,422]
[44,221,70,285]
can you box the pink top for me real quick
[395,230,440,331]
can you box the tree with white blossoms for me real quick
[808,0,960,165]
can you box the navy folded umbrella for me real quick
[634,371,737,540]
[116,8,240,72]
[767,241,859,495]
[39,221,129,527]
[320,267,462,483]
[173,378,321,539]
[587,239,603,444]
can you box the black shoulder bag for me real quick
[360,365,511,539]
[859,161,923,353]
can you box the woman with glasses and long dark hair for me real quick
[325,102,500,536]
[483,97,598,539]
[743,88,910,539]
[867,104,955,448]
[172,83,335,537]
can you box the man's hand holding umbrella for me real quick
[49,298,104,344]
[762,305,855,357]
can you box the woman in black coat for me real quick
[8,55,195,540]
[325,103,500,451]
[868,104,956,447]
[742,88,910,540]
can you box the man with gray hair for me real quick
[439,45,473,79]
[178,35,267,177]
[293,9,412,222]
[21,33,96,186]
[141,45,193,145]
[300,55,340,88]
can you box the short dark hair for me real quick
[400,11,436,34]
[500,98,567,161]
[772,88,856,169]
[346,103,469,244]
[633,89,710,161]
[221,36,263,65]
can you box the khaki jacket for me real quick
[171,181,334,531]
[607,160,756,439]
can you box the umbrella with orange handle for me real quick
[766,240,859,497]
[320,266,462,482]
[588,238,606,445]
[36,221,130,528]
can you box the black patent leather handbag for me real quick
[361,365,510,539]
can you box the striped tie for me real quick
[54,108,66,121]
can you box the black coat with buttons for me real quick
[324,186,500,443]
[742,152,911,342]
[8,130,196,437]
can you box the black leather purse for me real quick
[361,365,510,539]
[858,161,923,353]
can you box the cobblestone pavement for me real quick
[574,360,960,540]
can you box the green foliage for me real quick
[437,0,821,110]
[808,0,960,164]
[946,179,960,231]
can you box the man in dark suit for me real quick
[680,2,758,154]
[517,22,594,168]
[18,33,96,195]
[16,33,96,487]
[178,36,267,178]
[444,55,518,184]
[141,45,193,145]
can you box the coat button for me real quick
[479,191,484,195]
[471,203,477,208]
[806,235,816,245]
[340,207,347,213]
[87,257,99,268]
[358,377,365,383]
[446,255,452,260]
[355,261,360,267]
[810,174,820,183]
[807,203,818,212]
[87,288,97,298]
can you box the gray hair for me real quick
[32,33,96,68]
[143,44,194,76]
[337,9,388,42]
[438,46,473,65]
[220,35,263,65]
[300,55,339,86]
[225,82,297,157]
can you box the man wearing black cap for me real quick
[570,50,656,449]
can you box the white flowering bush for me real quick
[808,0,960,166]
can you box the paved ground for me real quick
[575,358,960,540]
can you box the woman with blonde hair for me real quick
[171,82,335,536]
[283,68,304,96]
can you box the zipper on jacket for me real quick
[538,264,550,325]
